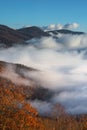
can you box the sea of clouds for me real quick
[0,33,87,115]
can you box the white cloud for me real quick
[43,22,79,31]
[64,23,79,29]
[47,24,63,30]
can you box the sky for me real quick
[0,0,87,31]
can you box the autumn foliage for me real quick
[0,77,44,130]
[0,77,87,130]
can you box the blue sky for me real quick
[0,0,87,31]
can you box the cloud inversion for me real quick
[0,33,87,115]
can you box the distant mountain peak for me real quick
[48,29,85,35]
[0,25,49,47]
[0,24,85,48]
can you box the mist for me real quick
[0,33,87,115]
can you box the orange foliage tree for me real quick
[0,77,44,130]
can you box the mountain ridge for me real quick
[0,24,85,47]
[48,29,85,35]
[0,25,50,47]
